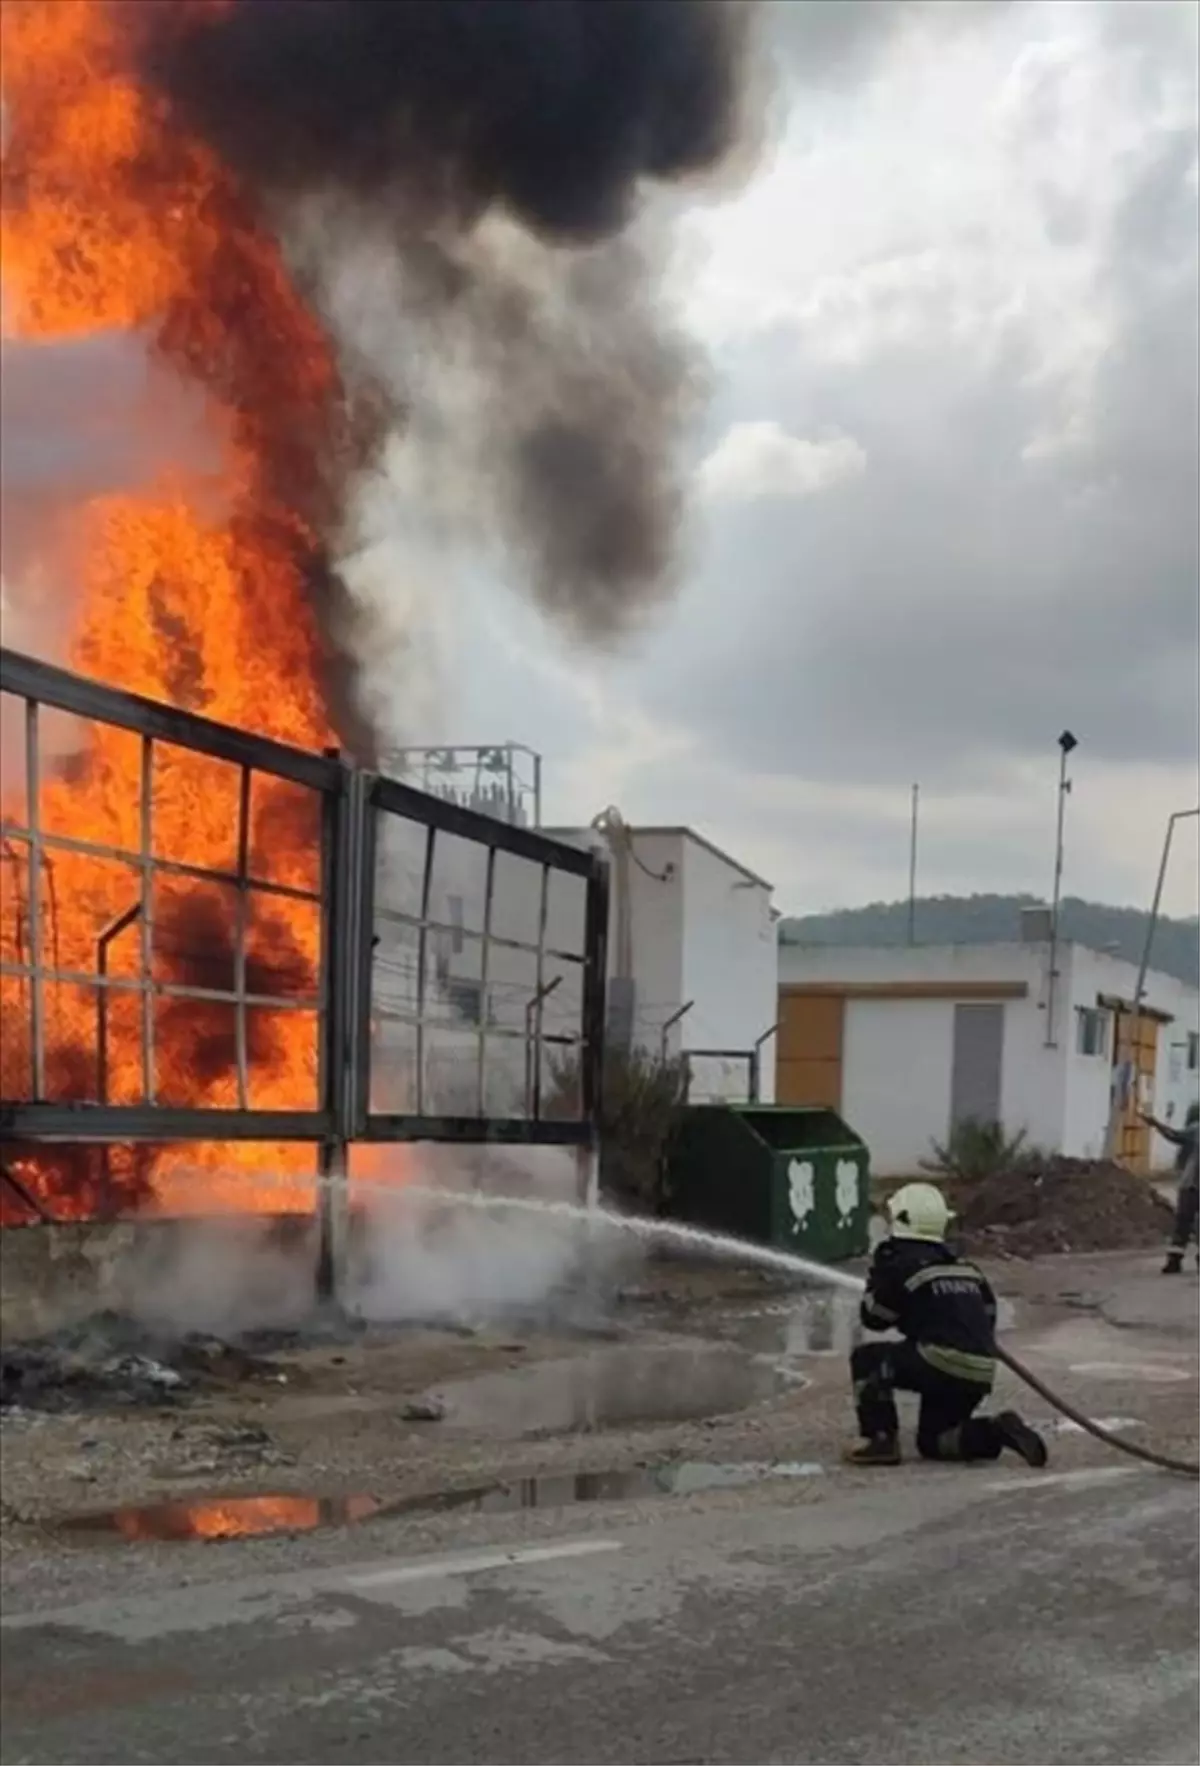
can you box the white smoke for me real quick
[109,1146,632,1342]
[348,1147,632,1328]
[0,329,229,796]
[0,331,226,644]
[120,1215,318,1340]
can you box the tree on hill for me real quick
[778,893,1199,987]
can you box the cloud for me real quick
[431,0,1197,920]
[767,0,1013,90]
[625,0,1197,838]
[696,421,866,503]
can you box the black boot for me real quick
[994,1411,1049,1468]
[1162,1252,1184,1275]
[842,1434,902,1466]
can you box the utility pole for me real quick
[907,783,920,946]
[1104,805,1200,1158]
[1044,730,1078,1048]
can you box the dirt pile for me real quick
[952,1158,1174,1259]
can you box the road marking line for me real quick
[984,1466,1140,1493]
[1047,1415,1141,1436]
[1069,1361,1191,1383]
[346,1538,623,1590]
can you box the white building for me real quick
[776,936,1199,1176]
[371,812,779,1114]
[545,823,779,1103]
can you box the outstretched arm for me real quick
[1140,1111,1186,1147]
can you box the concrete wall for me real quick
[1,1219,143,1340]
[835,992,1069,1173]
[777,939,1199,1175]
[0,1214,320,1342]
[679,836,777,1102]
[998,988,1069,1152]
[1059,944,1116,1161]
[779,940,1045,994]
[546,826,777,1100]
[616,829,688,1049]
[779,942,1062,1170]
[1160,1007,1200,1132]
[841,999,955,1172]
[1063,944,1200,1166]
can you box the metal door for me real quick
[950,1002,1005,1130]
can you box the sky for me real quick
[436,0,1200,920]
[2,0,1197,924]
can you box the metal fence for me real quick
[0,649,608,1183]
[684,1024,779,1105]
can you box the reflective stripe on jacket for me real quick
[860,1237,998,1382]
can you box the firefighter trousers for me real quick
[1170,1181,1198,1251]
[850,1340,1003,1461]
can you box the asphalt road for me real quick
[3,1462,1197,1765]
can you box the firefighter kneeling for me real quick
[844,1182,1049,1469]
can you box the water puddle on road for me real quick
[713,1293,862,1359]
[424,1342,807,1437]
[689,1292,1017,1362]
[60,1461,825,1543]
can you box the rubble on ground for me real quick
[952,1157,1174,1259]
[0,1310,289,1415]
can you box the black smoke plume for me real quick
[137,0,749,243]
[126,0,757,656]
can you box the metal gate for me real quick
[0,648,608,1250]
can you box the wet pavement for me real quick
[687,1291,862,1359]
[676,1288,1016,1360]
[60,1461,827,1544]
[5,1465,1196,1764]
[423,1340,808,1436]
[1,1252,1196,1762]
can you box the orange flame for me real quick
[1,0,357,1219]
[108,1494,383,1542]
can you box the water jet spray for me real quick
[395,1184,1200,1480]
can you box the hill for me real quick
[778,893,1199,987]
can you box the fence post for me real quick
[315,754,361,1309]
[751,1021,781,1103]
[315,1137,350,1304]
[660,1000,694,1062]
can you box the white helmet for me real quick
[887,1181,953,1242]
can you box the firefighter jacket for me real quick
[860,1236,998,1386]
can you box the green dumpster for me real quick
[664,1104,871,1261]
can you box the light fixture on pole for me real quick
[1043,729,1078,1049]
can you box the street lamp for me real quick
[1044,729,1078,1048]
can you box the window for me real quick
[1076,1007,1109,1058]
[1188,1031,1199,1073]
[447,977,484,1024]
[447,893,464,955]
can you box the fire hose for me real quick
[991,1341,1199,1481]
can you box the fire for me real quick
[1,0,356,1220]
[109,1494,382,1542]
